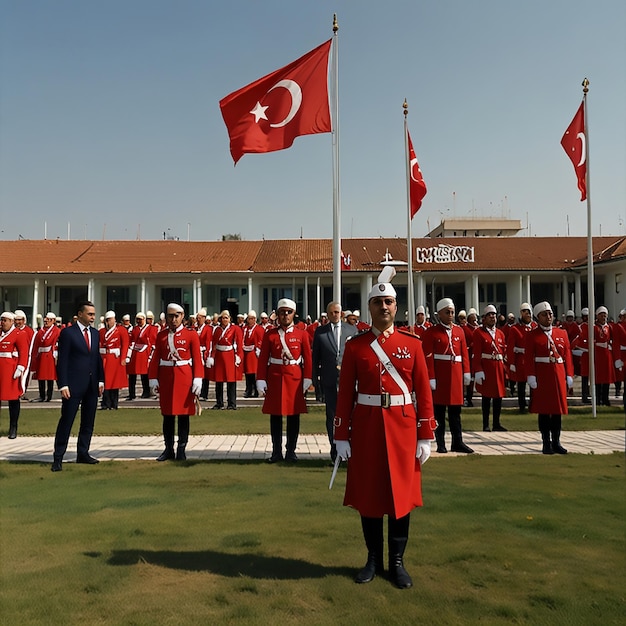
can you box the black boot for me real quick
[550,414,567,454]
[492,397,507,431]
[388,514,412,589]
[449,409,474,453]
[157,416,176,461]
[355,517,384,584]
[267,415,283,463]
[538,414,554,454]
[481,397,491,431]
[8,400,20,439]
[176,415,190,460]
[285,414,300,461]
[434,405,447,453]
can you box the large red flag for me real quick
[219,40,332,164]
[408,131,427,218]
[561,101,587,201]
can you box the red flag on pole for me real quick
[219,40,332,164]
[408,131,427,218]
[561,101,587,201]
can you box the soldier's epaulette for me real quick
[397,326,421,339]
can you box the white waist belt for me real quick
[100,348,120,355]
[579,348,588,352]
[243,346,255,352]
[357,392,412,407]
[535,356,564,364]
[621,346,626,351]
[433,354,462,362]
[38,346,52,353]
[481,353,503,360]
[595,342,608,349]
[0,351,17,358]
[159,359,192,367]
[216,345,233,351]
[133,344,148,352]
[269,356,302,365]
[513,347,525,354]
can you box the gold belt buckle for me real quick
[381,392,391,408]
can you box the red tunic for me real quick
[422,323,469,406]
[412,322,431,341]
[472,326,507,398]
[30,325,60,381]
[242,323,265,375]
[149,326,203,415]
[592,322,614,384]
[0,326,29,400]
[99,325,129,390]
[334,328,435,518]
[256,325,312,416]
[506,321,537,383]
[612,322,626,383]
[525,326,573,415]
[126,323,153,375]
[210,323,244,382]
[196,323,213,380]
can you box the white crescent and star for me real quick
[249,79,303,128]
[576,132,586,167]
[410,157,422,183]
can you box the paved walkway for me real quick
[0,430,622,464]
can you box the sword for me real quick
[328,455,342,490]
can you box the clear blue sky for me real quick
[1,0,624,242]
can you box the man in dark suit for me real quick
[51,301,105,471]
[312,301,357,461]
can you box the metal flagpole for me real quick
[404,100,416,328]
[582,78,597,418]
[331,14,341,303]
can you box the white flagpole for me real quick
[331,14,341,303]
[582,78,597,418]
[404,100,416,328]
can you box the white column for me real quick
[316,277,321,320]
[32,279,40,329]
[471,274,479,311]
[247,276,253,314]
[574,273,582,315]
[416,273,426,310]
[561,275,569,317]
[140,278,147,313]
[524,275,531,306]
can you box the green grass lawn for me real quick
[6,404,625,437]
[1,454,624,624]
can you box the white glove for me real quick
[615,359,624,369]
[463,372,471,386]
[206,356,214,368]
[474,371,485,385]
[509,364,516,373]
[149,378,159,390]
[255,347,261,358]
[256,379,267,395]
[429,379,437,391]
[111,348,120,357]
[13,365,25,379]
[571,349,583,357]
[125,357,131,365]
[235,355,241,367]
[416,439,431,465]
[302,378,312,393]
[335,440,351,461]
[566,376,573,389]
[191,377,202,396]
[527,375,537,390]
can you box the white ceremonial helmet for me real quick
[276,298,297,312]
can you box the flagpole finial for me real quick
[582,77,589,94]
[333,13,338,33]
[403,98,408,118]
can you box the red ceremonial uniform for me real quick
[422,323,470,405]
[197,322,213,380]
[0,326,29,400]
[211,323,244,382]
[257,325,312,415]
[460,324,476,373]
[593,322,614,384]
[472,326,507,398]
[574,322,590,377]
[31,325,60,380]
[99,325,130,389]
[525,326,574,415]
[126,324,153,375]
[334,328,435,519]
[242,323,265,375]
[149,326,203,415]
[506,321,537,383]
[612,322,626,384]
[412,321,431,341]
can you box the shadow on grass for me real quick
[103,549,353,580]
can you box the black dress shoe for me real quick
[31,397,45,403]
[51,459,63,472]
[355,554,383,584]
[285,451,298,462]
[451,443,474,454]
[493,425,508,432]
[483,427,491,432]
[226,405,237,410]
[124,396,135,401]
[76,455,99,464]
[211,404,224,410]
[436,445,448,454]
[266,452,283,463]
[389,557,413,589]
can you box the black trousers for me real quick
[53,389,99,459]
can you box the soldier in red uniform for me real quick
[125,312,154,400]
[526,302,574,454]
[462,308,479,407]
[506,303,537,413]
[13,310,35,402]
[334,268,435,589]
[99,311,129,410]
[257,298,312,463]
[412,305,431,340]
[242,310,264,397]
[574,307,591,403]
[422,298,473,454]
[0,312,30,438]
[593,306,614,406]
[207,310,243,410]
[194,308,212,400]
[149,303,203,461]
[472,305,508,431]
[30,312,60,402]
[612,309,626,413]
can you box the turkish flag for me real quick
[408,130,427,218]
[561,101,587,201]
[220,40,332,164]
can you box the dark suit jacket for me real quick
[312,322,358,387]
[57,323,104,395]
